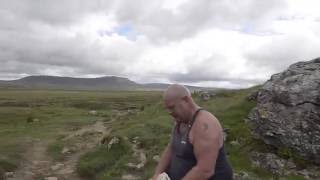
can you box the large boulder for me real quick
[248,58,320,163]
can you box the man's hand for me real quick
[153,173,171,180]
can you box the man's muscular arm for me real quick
[182,114,222,180]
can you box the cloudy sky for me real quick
[1,0,319,88]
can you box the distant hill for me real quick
[0,75,213,91]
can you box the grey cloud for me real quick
[112,0,287,42]
[0,0,318,88]
[0,27,133,78]
[245,35,320,74]
[170,73,263,84]
[167,54,264,86]
[0,0,113,26]
[0,0,140,80]
[0,0,288,43]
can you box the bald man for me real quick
[152,84,233,180]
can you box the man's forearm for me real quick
[182,166,213,180]
[154,145,172,175]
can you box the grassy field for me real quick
[0,88,307,179]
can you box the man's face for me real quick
[164,97,186,122]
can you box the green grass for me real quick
[77,136,131,179]
[47,139,66,161]
[0,89,160,173]
[0,88,311,179]
[86,86,307,179]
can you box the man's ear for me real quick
[181,95,189,102]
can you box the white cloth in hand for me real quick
[157,172,171,180]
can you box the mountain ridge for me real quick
[0,75,214,91]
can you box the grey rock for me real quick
[223,128,230,142]
[251,152,286,175]
[248,58,320,164]
[50,163,64,171]
[247,89,259,101]
[199,90,215,101]
[61,147,70,154]
[233,171,257,180]
[107,137,120,149]
[5,172,14,178]
[153,155,160,162]
[45,177,58,180]
[122,174,139,180]
[88,110,98,115]
[298,169,312,179]
[230,140,240,146]
[250,151,320,178]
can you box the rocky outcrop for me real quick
[248,58,320,164]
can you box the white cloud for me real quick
[0,0,320,88]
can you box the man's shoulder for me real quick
[193,110,222,133]
[197,110,219,124]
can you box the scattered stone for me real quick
[246,90,258,101]
[44,177,58,180]
[122,174,139,180]
[26,117,40,123]
[126,162,136,168]
[233,171,249,179]
[250,151,319,178]
[223,128,230,142]
[133,136,139,140]
[24,171,35,177]
[108,137,120,149]
[251,152,286,175]
[50,163,64,171]
[298,169,312,179]
[88,110,97,115]
[137,152,147,169]
[233,171,257,180]
[126,151,147,169]
[69,127,80,131]
[153,155,160,162]
[61,147,69,154]
[61,147,70,154]
[200,91,211,101]
[31,160,50,166]
[286,159,296,169]
[56,168,74,175]
[5,172,14,178]
[230,140,240,146]
[132,136,140,144]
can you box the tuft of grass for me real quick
[47,140,65,161]
[0,141,24,173]
[77,136,131,179]
[0,159,18,172]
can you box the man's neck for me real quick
[186,105,200,125]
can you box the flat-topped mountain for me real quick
[0,75,210,91]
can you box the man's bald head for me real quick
[164,84,191,101]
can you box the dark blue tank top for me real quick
[166,109,233,180]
